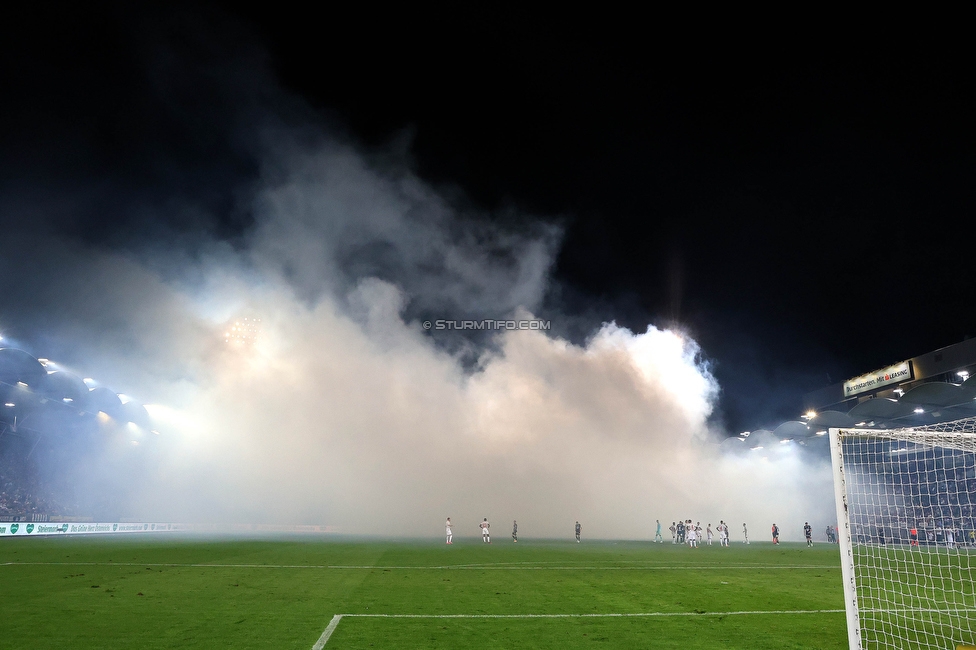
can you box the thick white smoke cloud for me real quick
[1,133,834,540]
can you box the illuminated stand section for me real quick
[830,418,976,650]
[0,346,158,522]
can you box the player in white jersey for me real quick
[706,524,713,545]
[480,518,491,543]
[446,517,453,544]
[686,521,698,547]
[719,520,729,547]
[669,522,677,544]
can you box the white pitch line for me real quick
[311,615,343,650]
[310,609,847,648]
[342,609,847,617]
[0,556,838,573]
[327,564,840,571]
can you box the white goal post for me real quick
[830,419,976,650]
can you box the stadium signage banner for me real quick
[0,522,335,537]
[0,522,185,537]
[843,361,913,397]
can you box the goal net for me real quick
[830,418,976,650]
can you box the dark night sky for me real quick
[2,6,974,432]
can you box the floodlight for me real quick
[16,381,27,387]
[914,408,925,414]
[816,430,827,436]
[4,402,14,407]
[958,370,970,380]
[802,410,816,419]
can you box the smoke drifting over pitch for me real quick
[0,17,834,540]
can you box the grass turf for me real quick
[1,536,848,648]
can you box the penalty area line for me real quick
[311,615,343,650]
[311,609,846,648]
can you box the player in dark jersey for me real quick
[512,520,518,543]
[771,523,780,544]
[575,521,581,543]
[803,522,813,547]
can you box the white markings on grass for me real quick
[1,561,837,571]
[310,610,847,647]
[311,615,343,650]
[327,564,840,571]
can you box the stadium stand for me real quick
[1,346,153,521]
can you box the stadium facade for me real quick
[802,337,976,429]
[724,338,976,454]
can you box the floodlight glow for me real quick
[4,403,14,407]
[83,378,95,386]
[780,439,792,444]
[816,430,827,436]
[751,445,763,450]
[38,358,49,364]
[144,404,202,435]
[740,431,751,437]
[958,371,970,380]
[117,394,132,404]
[97,411,112,423]
[16,381,27,387]
[914,408,925,414]
[893,388,905,396]
[63,398,73,403]
[856,421,866,426]
[802,410,816,420]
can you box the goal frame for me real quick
[830,423,976,650]
[829,427,863,650]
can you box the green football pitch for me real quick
[1,536,849,648]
